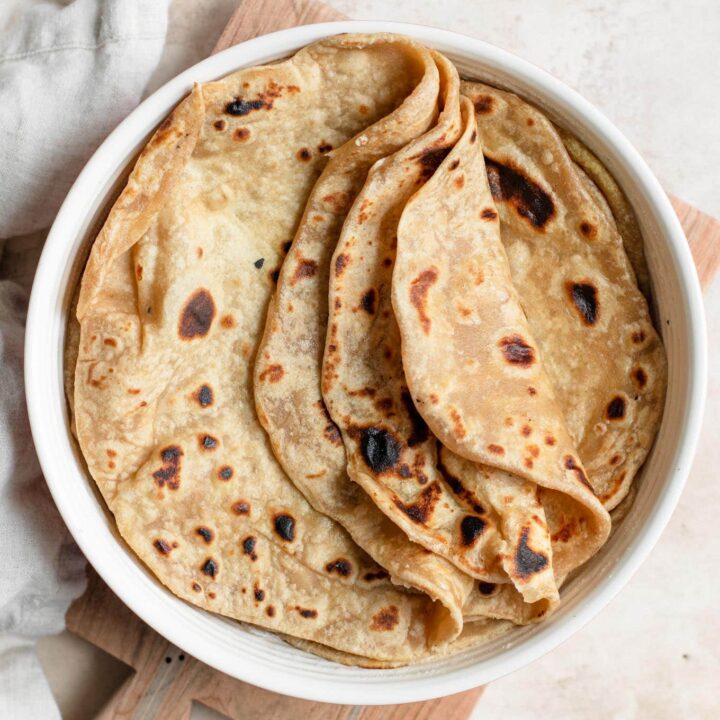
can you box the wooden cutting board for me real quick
[65,2,720,719]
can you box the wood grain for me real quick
[212,0,344,53]
[67,1,720,718]
[671,195,720,290]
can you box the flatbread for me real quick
[284,617,514,668]
[461,82,667,509]
[70,34,473,663]
[560,129,651,299]
[391,96,610,598]
[254,49,473,640]
[322,93,568,606]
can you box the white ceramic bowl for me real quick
[25,21,706,705]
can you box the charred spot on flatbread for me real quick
[409,268,438,334]
[393,483,441,524]
[152,446,183,490]
[179,289,216,339]
[566,281,599,325]
[499,334,536,367]
[514,527,548,578]
[485,157,554,230]
[371,605,399,631]
[273,513,296,542]
[460,515,486,546]
[360,427,402,473]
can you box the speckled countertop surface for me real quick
[37,1,720,718]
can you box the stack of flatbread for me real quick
[66,34,666,666]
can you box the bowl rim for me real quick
[24,19,707,705]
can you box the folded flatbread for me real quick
[254,49,475,640]
[256,56,555,622]
[391,96,610,601]
[461,82,666,509]
[70,34,476,664]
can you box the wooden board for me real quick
[670,195,720,289]
[66,1,720,718]
[213,0,344,50]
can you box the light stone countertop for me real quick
[36,1,720,718]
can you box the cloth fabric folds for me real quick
[0,1,169,716]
